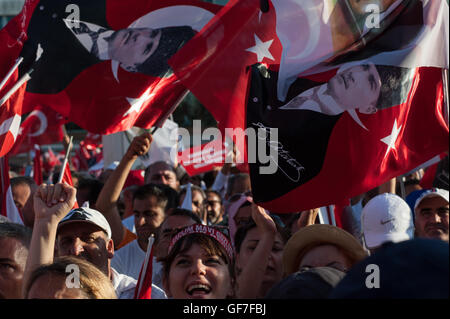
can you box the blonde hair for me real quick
[25,256,117,299]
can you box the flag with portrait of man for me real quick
[0,0,221,135]
[171,0,449,213]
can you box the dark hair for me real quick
[167,208,203,224]
[10,176,36,188]
[203,170,218,189]
[179,185,206,202]
[226,173,250,198]
[76,178,104,207]
[234,218,290,254]
[144,161,177,181]
[133,184,168,210]
[206,190,223,205]
[136,26,195,77]
[0,222,32,248]
[374,65,414,110]
[145,183,179,211]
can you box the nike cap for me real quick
[58,207,112,239]
[414,188,449,213]
[362,193,414,250]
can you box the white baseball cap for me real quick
[362,193,414,250]
[414,188,449,212]
[58,207,112,239]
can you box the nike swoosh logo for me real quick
[380,218,395,225]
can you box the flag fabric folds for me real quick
[0,156,24,224]
[171,0,449,213]
[10,106,66,155]
[170,0,282,134]
[134,236,155,299]
[33,144,43,185]
[1,0,220,135]
[0,72,26,158]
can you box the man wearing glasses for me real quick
[205,190,225,225]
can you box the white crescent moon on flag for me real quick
[111,5,215,80]
[289,0,321,60]
[348,109,369,131]
[28,110,48,137]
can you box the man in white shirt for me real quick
[24,187,166,299]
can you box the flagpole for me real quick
[0,70,32,107]
[0,57,23,93]
[58,135,73,184]
[152,89,190,133]
[398,176,406,199]
[442,69,449,127]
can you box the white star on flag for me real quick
[380,119,402,159]
[246,34,274,62]
[124,88,155,118]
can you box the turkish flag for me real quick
[170,0,282,134]
[0,64,25,158]
[43,146,61,173]
[172,0,449,213]
[10,106,65,155]
[134,238,154,299]
[2,0,221,135]
[247,64,448,212]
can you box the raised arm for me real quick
[236,204,277,299]
[95,132,152,246]
[23,183,77,294]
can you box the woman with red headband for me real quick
[162,224,235,299]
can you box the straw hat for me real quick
[283,224,368,275]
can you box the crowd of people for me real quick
[1,132,448,299]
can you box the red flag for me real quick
[171,0,282,134]
[178,139,226,176]
[134,237,154,299]
[10,106,66,155]
[2,0,221,134]
[0,72,26,158]
[173,0,448,213]
[61,160,79,209]
[420,154,448,189]
[33,144,43,185]
[43,146,61,173]
[0,156,24,224]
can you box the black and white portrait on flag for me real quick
[19,0,212,94]
[246,61,415,204]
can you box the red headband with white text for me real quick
[168,224,234,261]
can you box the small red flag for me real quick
[33,144,43,185]
[134,237,155,299]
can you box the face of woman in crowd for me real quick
[328,64,381,114]
[164,243,233,299]
[236,227,284,297]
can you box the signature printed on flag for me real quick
[252,122,305,182]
